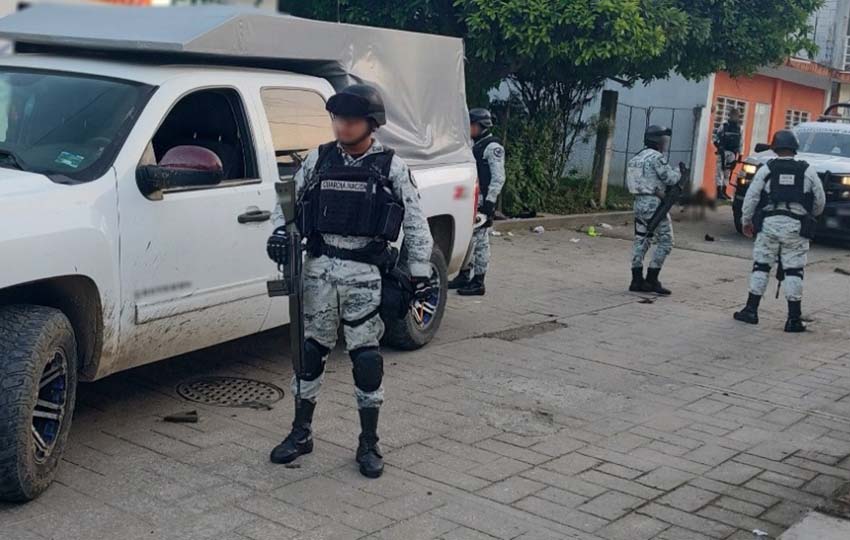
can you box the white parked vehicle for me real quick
[733,103,850,239]
[0,6,476,501]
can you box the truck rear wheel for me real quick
[383,247,448,350]
[0,305,78,502]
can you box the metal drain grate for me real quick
[176,376,285,408]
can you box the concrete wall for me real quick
[807,0,850,69]
[569,74,711,189]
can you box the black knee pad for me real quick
[302,339,329,381]
[350,347,384,393]
[784,267,804,279]
[752,262,771,273]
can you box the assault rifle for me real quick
[267,179,305,404]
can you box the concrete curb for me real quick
[492,210,633,233]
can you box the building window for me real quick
[785,109,810,128]
[713,97,747,133]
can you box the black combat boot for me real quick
[458,274,486,296]
[356,408,384,478]
[733,293,761,325]
[784,301,806,333]
[629,267,645,292]
[643,268,671,295]
[448,270,472,290]
[270,399,316,464]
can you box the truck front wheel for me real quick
[383,247,448,350]
[0,305,78,502]
[732,198,743,234]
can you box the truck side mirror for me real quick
[754,143,771,153]
[136,145,224,198]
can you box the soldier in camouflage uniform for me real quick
[448,108,506,296]
[627,125,682,295]
[713,108,742,200]
[266,84,433,478]
[733,130,825,333]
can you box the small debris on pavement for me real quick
[704,234,715,242]
[835,267,850,276]
[532,226,545,234]
[242,401,274,411]
[570,238,580,243]
[752,529,769,538]
[586,226,599,237]
[163,410,199,423]
[491,230,502,237]
[600,222,613,230]
[507,231,514,236]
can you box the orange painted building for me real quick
[701,62,834,191]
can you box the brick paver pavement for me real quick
[3,207,850,539]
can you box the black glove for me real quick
[479,200,496,218]
[410,276,433,301]
[266,226,289,266]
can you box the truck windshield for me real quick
[796,129,850,158]
[0,67,154,182]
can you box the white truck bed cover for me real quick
[0,4,474,168]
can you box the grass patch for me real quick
[534,175,633,215]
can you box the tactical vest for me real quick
[298,142,405,243]
[719,122,742,152]
[763,159,812,215]
[473,133,500,198]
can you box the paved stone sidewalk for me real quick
[3,208,850,540]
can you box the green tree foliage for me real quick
[281,0,821,213]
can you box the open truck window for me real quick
[260,87,333,177]
[0,67,152,183]
[151,88,258,185]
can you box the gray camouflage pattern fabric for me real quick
[470,226,491,276]
[741,157,826,303]
[272,138,433,409]
[627,148,680,269]
[483,140,506,204]
[715,151,736,187]
[749,218,809,301]
[463,138,506,277]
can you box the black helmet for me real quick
[326,84,386,127]
[644,125,672,150]
[469,107,493,128]
[771,130,799,152]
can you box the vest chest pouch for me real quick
[299,146,405,242]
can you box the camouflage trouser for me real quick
[632,196,674,270]
[749,216,809,302]
[292,255,384,409]
[469,226,491,276]
[715,152,734,187]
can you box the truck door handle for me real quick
[237,209,271,224]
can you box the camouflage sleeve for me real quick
[483,142,506,203]
[741,165,769,225]
[806,165,826,217]
[271,150,318,229]
[712,127,721,148]
[650,153,681,186]
[390,157,434,277]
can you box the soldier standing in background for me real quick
[448,108,506,296]
[627,125,682,295]
[714,108,743,200]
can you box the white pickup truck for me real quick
[0,6,476,501]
